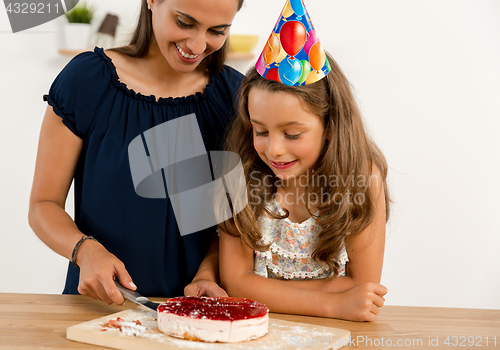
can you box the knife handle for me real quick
[114,280,144,304]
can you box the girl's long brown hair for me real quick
[218,52,390,276]
[110,0,245,74]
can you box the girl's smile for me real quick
[269,159,298,169]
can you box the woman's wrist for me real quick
[73,236,102,269]
[71,235,98,269]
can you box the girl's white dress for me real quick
[254,199,349,280]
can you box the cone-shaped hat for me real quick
[255,0,331,86]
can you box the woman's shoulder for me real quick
[63,47,111,75]
[44,48,116,138]
[47,47,118,99]
[212,65,245,94]
[218,64,245,80]
[51,47,115,94]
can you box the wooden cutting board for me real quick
[67,307,350,350]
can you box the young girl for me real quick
[218,53,390,322]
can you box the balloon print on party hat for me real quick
[256,0,330,86]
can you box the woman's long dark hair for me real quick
[110,0,245,74]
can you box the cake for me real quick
[157,296,269,343]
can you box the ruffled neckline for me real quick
[94,47,216,106]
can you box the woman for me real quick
[28,0,245,305]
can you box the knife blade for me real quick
[114,281,160,311]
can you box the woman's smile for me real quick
[175,43,199,59]
[150,0,238,73]
[174,43,202,64]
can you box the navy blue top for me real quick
[43,47,243,297]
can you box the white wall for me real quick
[1,0,499,310]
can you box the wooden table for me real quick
[0,293,499,349]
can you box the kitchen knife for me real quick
[114,281,160,311]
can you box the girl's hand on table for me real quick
[334,282,387,322]
[184,279,229,297]
[75,239,136,305]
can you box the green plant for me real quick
[65,2,95,24]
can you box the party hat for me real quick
[255,0,331,86]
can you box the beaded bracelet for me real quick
[71,235,98,269]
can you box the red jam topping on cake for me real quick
[158,296,268,320]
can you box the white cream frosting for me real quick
[157,312,268,343]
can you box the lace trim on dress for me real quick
[94,47,217,105]
[255,242,349,267]
[254,199,349,280]
[260,237,314,259]
[262,257,331,279]
[259,239,349,265]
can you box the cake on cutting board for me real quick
[157,296,269,343]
